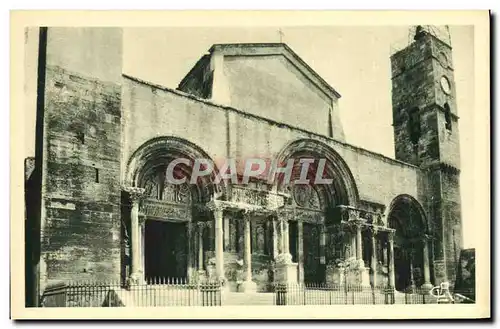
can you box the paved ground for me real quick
[104,286,438,307]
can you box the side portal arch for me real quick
[387,194,432,292]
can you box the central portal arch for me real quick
[273,138,359,284]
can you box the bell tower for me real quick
[390,25,463,286]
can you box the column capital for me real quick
[344,219,364,232]
[242,213,253,223]
[197,221,206,229]
[206,200,225,212]
[239,208,251,218]
[355,220,365,228]
[387,229,396,241]
[138,214,147,225]
[123,186,145,201]
[278,217,289,224]
[368,226,378,236]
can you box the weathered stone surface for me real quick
[391,31,462,285]
[40,65,122,288]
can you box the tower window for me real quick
[94,167,99,183]
[444,103,452,131]
[408,107,421,144]
[328,109,333,138]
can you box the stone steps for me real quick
[222,292,275,306]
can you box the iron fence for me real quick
[274,283,445,305]
[41,278,221,307]
[40,280,474,307]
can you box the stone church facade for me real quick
[25,26,463,301]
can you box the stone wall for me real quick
[223,55,343,140]
[40,66,122,287]
[39,28,123,289]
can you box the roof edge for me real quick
[177,54,211,90]
[123,73,418,171]
[208,43,342,99]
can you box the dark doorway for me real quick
[394,246,424,291]
[387,195,427,292]
[394,247,410,291]
[144,220,187,282]
[303,223,323,283]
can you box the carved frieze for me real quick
[140,199,192,221]
[161,182,193,204]
[295,208,324,225]
[229,185,286,210]
[336,205,385,228]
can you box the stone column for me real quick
[409,253,416,292]
[224,217,230,251]
[272,218,278,259]
[355,222,368,285]
[297,220,304,284]
[186,222,194,282]
[383,243,388,266]
[208,221,215,252]
[274,213,296,285]
[421,234,433,291]
[387,231,396,289]
[284,220,290,255]
[213,207,225,282]
[244,216,252,279]
[370,228,378,288]
[280,219,285,254]
[124,187,145,284]
[350,229,356,258]
[140,217,146,280]
[319,224,326,265]
[356,223,363,263]
[197,222,204,271]
[241,213,257,292]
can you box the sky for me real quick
[24,26,475,247]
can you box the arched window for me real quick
[444,103,452,131]
[408,107,421,145]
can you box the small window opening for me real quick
[444,103,452,131]
[408,107,421,144]
[328,109,333,138]
[94,167,99,183]
[76,131,85,144]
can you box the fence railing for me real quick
[273,283,468,305]
[41,280,475,307]
[41,278,221,307]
